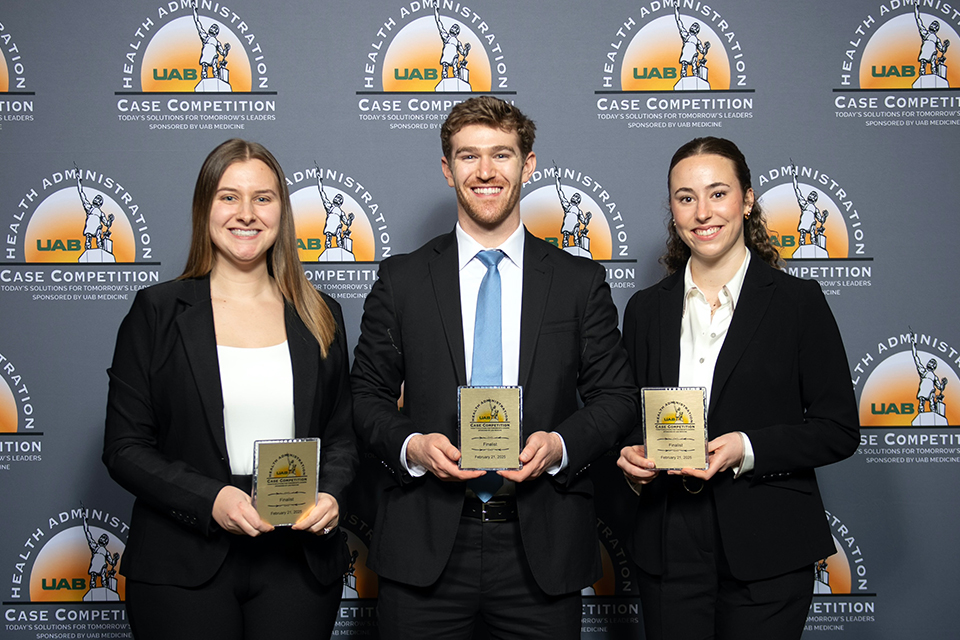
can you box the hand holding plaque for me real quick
[252,438,320,527]
[641,387,708,470]
[458,386,522,470]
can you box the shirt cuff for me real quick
[545,432,568,476]
[400,433,427,478]
[732,431,755,479]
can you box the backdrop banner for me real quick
[2,2,957,638]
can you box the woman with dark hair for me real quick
[618,137,859,639]
[103,139,357,639]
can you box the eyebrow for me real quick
[455,144,517,155]
[673,181,730,195]
[216,186,278,196]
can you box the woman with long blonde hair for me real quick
[104,139,357,639]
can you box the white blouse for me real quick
[217,341,295,475]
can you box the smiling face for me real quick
[208,158,282,273]
[441,123,536,244]
[669,153,753,271]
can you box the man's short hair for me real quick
[440,96,536,161]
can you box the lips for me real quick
[471,186,504,196]
[693,226,720,237]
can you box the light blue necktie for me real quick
[468,249,504,502]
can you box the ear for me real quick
[521,151,537,183]
[743,187,755,215]
[441,155,455,188]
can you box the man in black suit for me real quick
[351,96,637,639]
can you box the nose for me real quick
[236,199,256,223]
[694,197,710,221]
[477,155,495,180]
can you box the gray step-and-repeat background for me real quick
[2,1,958,637]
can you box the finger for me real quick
[698,465,718,480]
[498,467,533,483]
[500,453,547,483]
[242,505,273,535]
[323,514,340,531]
[233,513,263,537]
[621,445,653,468]
[617,454,653,478]
[622,469,657,485]
[623,470,657,486]
[446,468,486,481]
[292,505,323,531]
[306,505,340,535]
[623,461,655,477]
[295,497,338,534]
[307,514,334,535]
[527,462,549,480]
[431,455,466,479]
[680,467,714,482]
[440,441,463,463]
[518,440,540,464]
[624,451,655,470]
[637,469,660,484]
[620,444,640,457]
[522,443,548,467]
[433,458,484,481]
[221,502,254,535]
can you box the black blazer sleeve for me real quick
[745,277,860,480]
[312,295,359,505]
[546,260,638,485]
[350,256,421,485]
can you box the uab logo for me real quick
[870,402,917,416]
[633,67,678,80]
[41,577,89,592]
[297,238,329,252]
[871,64,915,78]
[152,68,199,81]
[36,239,83,252]
[394,68,439,81]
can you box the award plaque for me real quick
[252,438,320,527]
[641,387,708,470]
[458,386,522,470]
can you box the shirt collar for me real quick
[682,249,751,313]
[456,222,525,271]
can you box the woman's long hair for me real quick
[180,139,336,356]
[661,136,782,274]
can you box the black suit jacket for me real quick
[351,229,638,595]
[622,257,859,581]
[103,277,357,587]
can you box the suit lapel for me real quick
[174,278,229,460]
[710,258,775,416]
[286,305,319,438]
[429,232,467,385]
[658,272,684,386]
[519,232,552,387]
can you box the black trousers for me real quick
[377,515,581,640]
[637,478,814,640]
[125,528,342,640]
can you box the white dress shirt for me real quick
[401,223,567,477]
[679,250,755,477]
[457,223,524,387]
